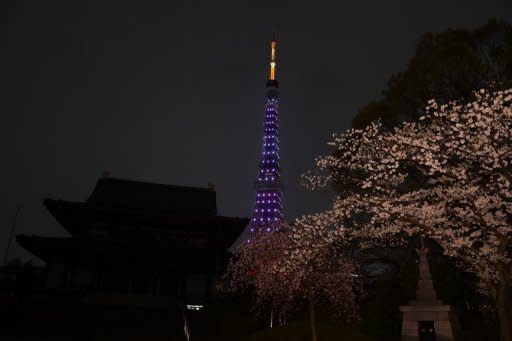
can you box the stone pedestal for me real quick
[399,243,455,341]
[400,305,454,341]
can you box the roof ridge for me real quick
[98,177,213,192]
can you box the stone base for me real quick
[400,304,454,341]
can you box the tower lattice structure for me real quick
[249,39,284,233]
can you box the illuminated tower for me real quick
[249,39,284,233]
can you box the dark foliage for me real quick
[352,19,512,129]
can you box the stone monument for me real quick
[400,240,455,341]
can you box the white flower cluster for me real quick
[299,88,512,296]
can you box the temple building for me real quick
[17,176,248,306]
[234,38,285,246]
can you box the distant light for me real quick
[186,304,204,311]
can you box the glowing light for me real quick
[186,304,204,311]
[269,40,277,80]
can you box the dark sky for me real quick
[4,0,511,261]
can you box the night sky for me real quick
[4,1,511,261]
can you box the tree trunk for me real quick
[497,265,512,341]
[309,294,318,341]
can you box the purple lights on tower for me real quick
[249,39,283,233]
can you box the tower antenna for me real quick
[269,36,277,81]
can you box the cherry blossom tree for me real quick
[224,224,360,341]
[299,88,512,340]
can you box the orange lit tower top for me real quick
[266,39,278,88]
[269,40,277,81]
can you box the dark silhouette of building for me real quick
[17,177,248,307]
